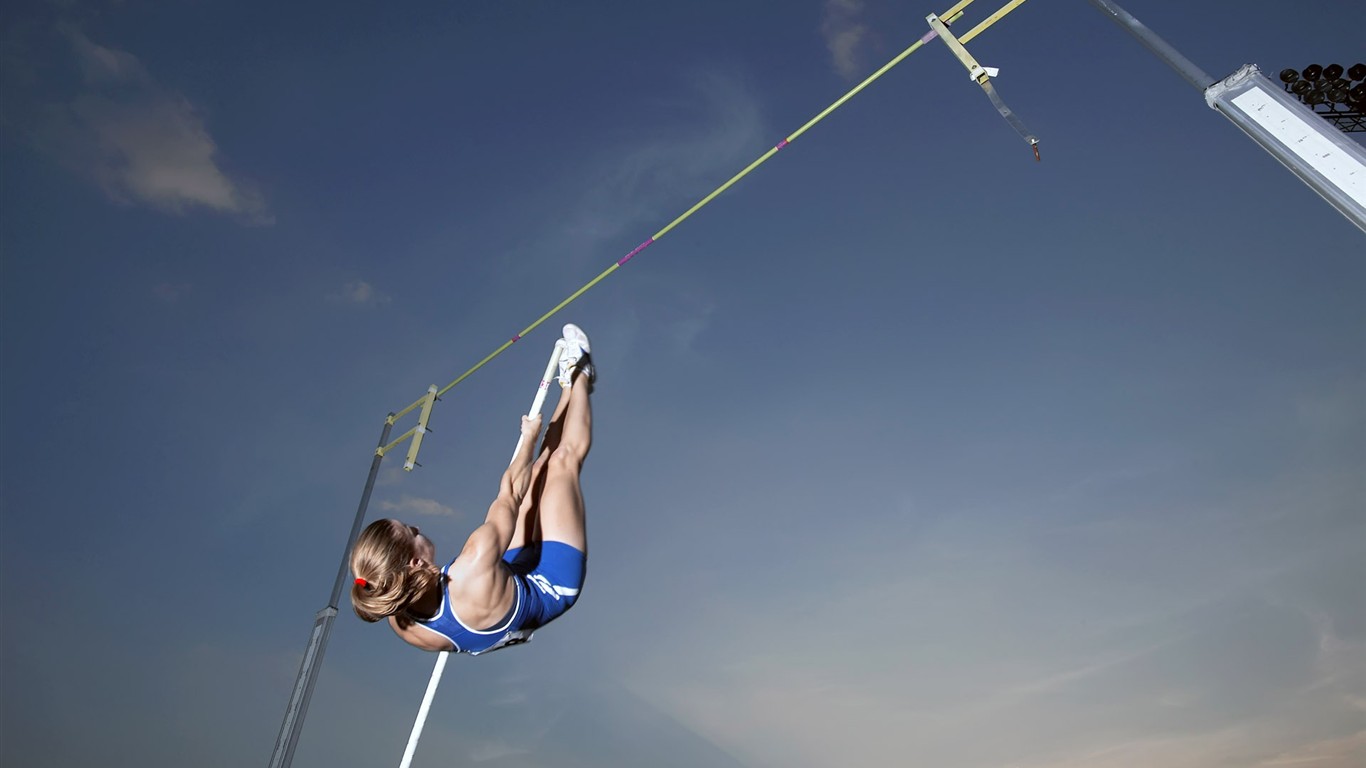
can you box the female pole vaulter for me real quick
[349,324,595,654]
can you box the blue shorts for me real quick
[503,541,586,629]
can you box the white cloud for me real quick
[68,26,147,84]
[38,28,268,221]
[377,466,409,486]
[377,494,457,518]
[822,0,869,80]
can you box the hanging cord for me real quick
[979,78,1041,160]
[927,1,1041,160]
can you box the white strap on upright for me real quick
[398,339,566,768]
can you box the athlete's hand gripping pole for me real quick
[398,339,567,768]
[511,338,566,461]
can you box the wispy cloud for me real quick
[522,67,764,364]
[31,28,268,222]
[1009,724,1366,768]
[377,494,457,518]
[328,279,391,306]
[1300,608,1366,695]
[467,740,530,763]
[565,68,768,250]
[821,0,869,80]
[458,66,767,372]
[1256,730,1366,767]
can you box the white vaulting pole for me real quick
[398,650,449,768]
[398,339,567,768]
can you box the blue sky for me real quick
[1,1,1363,766]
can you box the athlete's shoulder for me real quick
[388,614,456,653]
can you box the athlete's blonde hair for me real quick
[349,518,443,627]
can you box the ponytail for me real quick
[349,519,443,625]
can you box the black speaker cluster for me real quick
[1279,63,1366,133]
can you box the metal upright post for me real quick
[1082,0,1213,91]
[269,416,395,768]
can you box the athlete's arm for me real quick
[462,414,541,565]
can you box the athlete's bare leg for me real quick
[536,370,591,552]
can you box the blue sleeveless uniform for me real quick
[412,542,585,655]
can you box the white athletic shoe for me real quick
[558,323,594,389]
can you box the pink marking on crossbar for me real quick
[511,334,522,342]
[776,139,789,149]
[617,238,655,266]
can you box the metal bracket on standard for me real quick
[375,384,440,471]
[403,385,439,471]
[927,11,1041,160]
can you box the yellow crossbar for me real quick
[962,0,1030,45]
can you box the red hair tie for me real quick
[354,577,368,588]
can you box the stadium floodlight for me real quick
[1085,0,1364,232]
[1206,64,1366,231]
